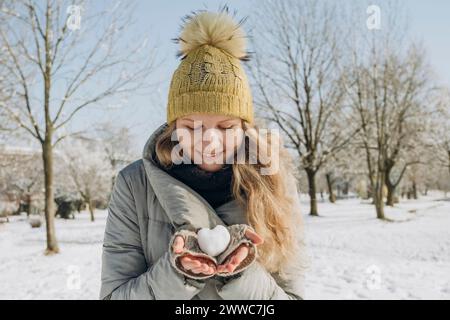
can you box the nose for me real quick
[202,128,222,152]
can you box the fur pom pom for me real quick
[172,6,251,61]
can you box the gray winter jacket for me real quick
[99,123,306,300]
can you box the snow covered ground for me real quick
[0,212,106,299]
[0,192,449,300]
[302,192,450,299]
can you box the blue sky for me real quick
[407,0,450,85]
[66,1,450,154]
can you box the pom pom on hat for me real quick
[172,5,251,61]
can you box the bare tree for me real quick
[382,46,431,206]
[61,138,112,222]
[0,0,156,254]
[249,0,357,216]
[342,3,432,218]
[0,146,44,216]
[94,122,136,194]
[431,88,450,176]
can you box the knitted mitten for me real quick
[169,224,258,279]
[168,229,217,280]
[215,224,258,277]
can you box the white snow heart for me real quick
[197,225,231,257]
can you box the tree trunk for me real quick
[385,167,396,206]
[42,138,59,254]
[384,162,396,206]
[42,2,58,254]
[306,169,319,216]
[412,181,418,199]
[448,150,450,177]
[343,182,349,196]
[374,195,385,219]
[88,199,95,222]
[374,185,386,220]
[372,173,386,220]
[325,173,336,203]
[26,193,32,216]
[386,182,395,206]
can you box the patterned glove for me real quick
[215,224,258,277]
[168,229,217,280]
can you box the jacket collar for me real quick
[142,123,227,230]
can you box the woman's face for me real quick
[175,114,244,172]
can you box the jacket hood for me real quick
[142,122,169,165]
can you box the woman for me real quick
[99,8,307,300]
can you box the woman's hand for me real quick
[172,235,217,275]
[216,228,264,274]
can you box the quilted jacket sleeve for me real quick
[99,171,206,300]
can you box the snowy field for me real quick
[0,192,449,300]
[303,192,450,299]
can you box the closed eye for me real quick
[220,124,240,130]
[186,126,202,130]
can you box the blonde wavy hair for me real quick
[155,120,305,274]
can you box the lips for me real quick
[195,149,223,158]
[203,151,222,158]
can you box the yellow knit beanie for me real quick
[167,8,254,124]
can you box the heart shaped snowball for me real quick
[197,225,231,257]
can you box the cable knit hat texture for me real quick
[167,8,254,124]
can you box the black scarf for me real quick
[159,162,234,209]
